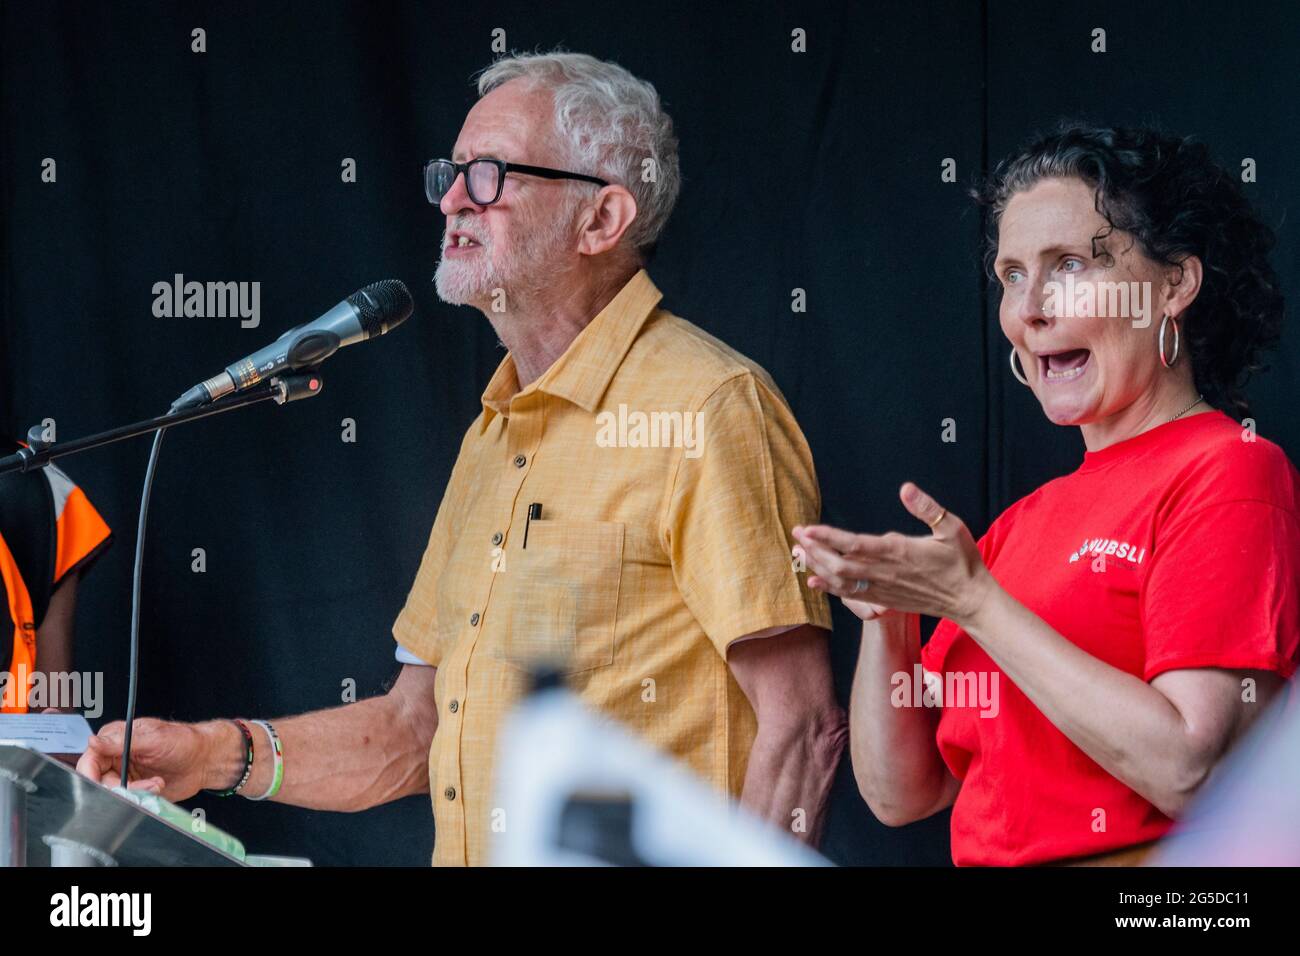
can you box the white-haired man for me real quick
[79,52,847,866]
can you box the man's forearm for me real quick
[740,706,847,845]
[200,686,435,812]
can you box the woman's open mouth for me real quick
[1039,348,1091,383]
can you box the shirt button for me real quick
[513,454,527,468]
[444,787,457,801]
[491,531,503,546]
[448,699,459,714]
[469,612,480,626]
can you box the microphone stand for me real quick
[0,370,324,790]
[0,372,324,476]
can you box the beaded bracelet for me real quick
[246,719,284,801]
[205,718,254,797]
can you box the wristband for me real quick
[205,718,254,797]
[245,720,284,801]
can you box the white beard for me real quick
[434,196,583,308]
[433,243,501,305]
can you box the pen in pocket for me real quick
[523,502,542,548]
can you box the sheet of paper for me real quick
[0,713,93,753]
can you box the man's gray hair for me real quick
[476,51,681,257]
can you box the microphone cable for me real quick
[120,425,167,788]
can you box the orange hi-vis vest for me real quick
[0,449,111,713]
[0,533,37,711]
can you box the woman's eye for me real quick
[1060,258,1084,273]
[1004,270,1024,285]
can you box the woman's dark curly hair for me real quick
[973,122,1284,420]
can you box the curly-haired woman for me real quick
[794,124,1299,865]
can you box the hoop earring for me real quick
[1159,313,1180,368]
[1010,347,1030,386]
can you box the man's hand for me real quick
[77,717,232,801]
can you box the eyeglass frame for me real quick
[424,157,610,206]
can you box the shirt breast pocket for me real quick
[492,519,624,675]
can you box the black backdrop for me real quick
[2,0,1296,865]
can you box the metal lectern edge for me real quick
[0,743,247,867]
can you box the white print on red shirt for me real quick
[1068,537,1146,565]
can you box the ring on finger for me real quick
[851,579,869,594]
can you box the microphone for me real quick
[171,280,414,410]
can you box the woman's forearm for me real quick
[849,613,956,825]
[962,583,1220,817]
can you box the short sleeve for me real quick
[391,421,480,667]
[920,618,957,675]
[1141,499,1300,681]
[0,456,111,631]
[663,372,831,657]
[48,465,113,585]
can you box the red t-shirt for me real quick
[921,410,1300,865]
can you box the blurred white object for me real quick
[1153,690,1300,866]
[490,685,829,866]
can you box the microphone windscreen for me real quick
[350,279,414,337]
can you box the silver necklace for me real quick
[1169,394,1205,423]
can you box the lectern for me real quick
[0,743,244,867]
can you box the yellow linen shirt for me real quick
[392,268,831,865]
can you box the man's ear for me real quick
[1164,255,1203,320]
[576,185,638,257]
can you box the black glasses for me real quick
[424,158,609,206]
